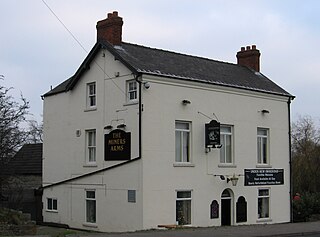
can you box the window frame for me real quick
[86,129,96,164]
[87,82,96,108]
[126,80,138,103]
[85,190,96,224]
[46,198,58,212]
[258,188,270,219]
[176,190,192,225]
[257,128,269,165]
[220,125,233,164]
[175,121,191,163]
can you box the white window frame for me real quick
[258,188,270,219]
[220,125,233,164]
[126,80,138,102]
[176,190,192,225]
[86,130,96,164]
[257,128,269,165]
[85,190,96,224]
[175,121,191,163]
[46,198,57,212]
[87,82,96,108]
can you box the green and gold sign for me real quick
[105,129,131,161]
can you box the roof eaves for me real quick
[139,70,293,98]
[42,157,141,189]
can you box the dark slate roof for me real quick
[4,143,43,175]
[43,41,293,98]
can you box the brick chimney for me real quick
[96,11,123,45]
[236,45,261,72]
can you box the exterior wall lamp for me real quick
[227,173,239,186]
[117,123,126,129]
[104,125,113,130]
[143,82,150,89]
[182,99,191,105]
[259,109,270,114]
[214,173,241,186]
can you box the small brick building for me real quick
[1,143,43,223]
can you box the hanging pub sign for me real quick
[105,129,131,161]
[205,120,220,148]
[244,169,284,186]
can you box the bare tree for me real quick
[27,119,43,143]
[292,115,320,193]
[0,81,30,199]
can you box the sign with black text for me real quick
[244,169,284,186]
[205,120,220,148]
[105,129,131,161]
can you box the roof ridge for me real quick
[121,42,238,67]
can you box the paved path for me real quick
[69,221,320,237]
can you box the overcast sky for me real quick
[1,0,320,123]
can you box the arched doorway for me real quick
[221,189,233,226]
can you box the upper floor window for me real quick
[86,130,96,164]
[220,125,233,164]
[175,121,191,163]
[87,82,96,108]
[127,80,138,102]
[257,128,269,164]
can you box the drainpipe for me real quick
[287,97,293,222]
[135,73,142,158]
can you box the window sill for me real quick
[84,107,97,112]
[256,218,272,223]
[123,101,138,106]
[83,164,97,167]
[256,164,272,168]
[82,223,98,228]
[173,163,195,167]
[218,164,237,168]
[46,210,58,213]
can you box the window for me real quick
[220,126,233,164]
[128,190,136,203]
[127,80,138,102]
[258,189,270,219]
[175,121,191,163]
[47,198,57,211]
[87,82,96,108]
[236,196,247,223]
[86,190,96,223]
[176,191,191,225]
[257,128,269,164]
[86,130,96,163]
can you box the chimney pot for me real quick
[236,44,261,72]
[97,11,123,45]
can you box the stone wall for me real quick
[0,208,36,236]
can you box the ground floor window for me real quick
[258,189,270,219]
[86,190,96,223]
[236,196,247,223]
[47,198,57,211]
[176,191,191,225]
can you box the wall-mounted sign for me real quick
[105,129,131,161]
[244,169,284,186]
[205,120,220,148]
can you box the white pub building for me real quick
[42,11,294,232]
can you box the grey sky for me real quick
[1,0,320,123]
